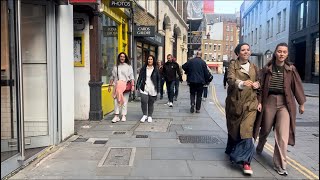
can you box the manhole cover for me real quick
[136,135,148,138]
[72,137,88,142]
[98,147,136,167]
[178,135,221,144]
[113,131,126,135]
[93,140,108,144]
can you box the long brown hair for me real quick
[267,42,291,66]
[117,52,130,66]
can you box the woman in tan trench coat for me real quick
[253,43,306,176]
[225,43,261,175]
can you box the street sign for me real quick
[134,26,155,37]
[109,0,132,8]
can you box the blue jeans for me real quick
[160,78,165,97]
[174,79,179,98]
[166,80,176,103]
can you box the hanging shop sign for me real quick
[109,0,132,8]
[134,26,155,37]
[69,0,98,4]
[103,26,118,37]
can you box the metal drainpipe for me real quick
[16,0,25,161]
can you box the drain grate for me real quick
[136,135,148,138]
[72,137,88,142]
[178,135,221,144]
[93,140,108,144]
[98,147,136,167]
[113,131,126,135]
[296,122,319,127]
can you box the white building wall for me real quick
[57,5,74,140]
[242,0,291,66]
[74,13,90,120]
[158,0,188,67]
[211,22,223,40]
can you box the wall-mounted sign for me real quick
[69,0,98,4]
[103,26,118,37]
[144,33,164,46]
[74,18,85,31]
[109,0,132,8]
[134,26,155,37]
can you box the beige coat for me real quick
[253,62,306,146]
[225,60,259,140]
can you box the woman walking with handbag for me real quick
[225,43,261,175]
[253,43,306,176]
[136,55,160,123]
[108,52,135,123]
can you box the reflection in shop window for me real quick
[101,15,118,84]
[314,38,319,76]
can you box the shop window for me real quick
[314,38,319,76]
[136,43,143,74]
[297,2,304,31]
[101,15,118,84]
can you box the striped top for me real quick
[269,65,284,94]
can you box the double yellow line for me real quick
[210,84,319,180]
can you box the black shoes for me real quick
[190,105,195,113]
[195,110,200,113]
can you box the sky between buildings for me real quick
[214,0,243,14]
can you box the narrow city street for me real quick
[9,74,319,180]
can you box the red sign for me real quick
[69,0,98,4]
[203,0,214,14]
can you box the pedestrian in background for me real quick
[225,43,260,175]
[253,42,306,176]
[202,65,212,101]
[108,52,135,123]
[172,57,182,101]
[157,60,165,100]
[163,54,183,107]
[136,55,160,123]
[182,51,211,113]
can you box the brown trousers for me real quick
[258,94,290,170]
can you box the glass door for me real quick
[1,0,18,163]
[20,0,51,153]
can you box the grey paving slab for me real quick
[168,124,184,132]
[51,146,108,161]
[182,124,221,131]
[132,131,177,139]
[193,148,229,161]
[133,147,151,161]
[93,124,136,131]
[150,139,194,148]
[151,148,194,160]
[105,138,150,147]
[130,160,192,177]
[96,166,132,176]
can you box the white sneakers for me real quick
[111,116,120,123]
[112,115,126,123]
[168,102,173,107]
[140,115,152,123]
[140,115,147,122]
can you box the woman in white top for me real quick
[136,55,160,123]
[108,52,135,123]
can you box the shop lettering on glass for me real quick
[109,0,132,8]
[134,26,155,37]
[74,18,85,31]
[103,26,118,37]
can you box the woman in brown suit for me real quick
[254,42,306,176]
[225,43,261,175]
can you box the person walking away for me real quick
[182,51,211,113]
[225,43,260,175]
[157,60,165,100]
[172,57,181,101]
[163,54,183,107]
[253,42,306,176]
[202,65,212,101]
[108,52,135,123]
[136,55,160,123]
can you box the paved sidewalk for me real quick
[9,82,315,179]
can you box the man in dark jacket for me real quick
[182,52,211,113]
[163,54,183,107]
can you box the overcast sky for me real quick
[214,0,243,14]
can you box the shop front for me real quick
[100,0,130,115]
[1,0,68,178]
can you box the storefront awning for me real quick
[136,33,164,46]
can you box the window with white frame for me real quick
[226,35,229,41]
[230,35,233,41]
[283,8,286,31]
[147,1,155,16]
[255,28,257,44]
[267,20,270,38]
[259,25,262,39]
[277,12,281,33]
[271,17,273,37]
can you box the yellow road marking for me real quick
[209,83,319,180]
